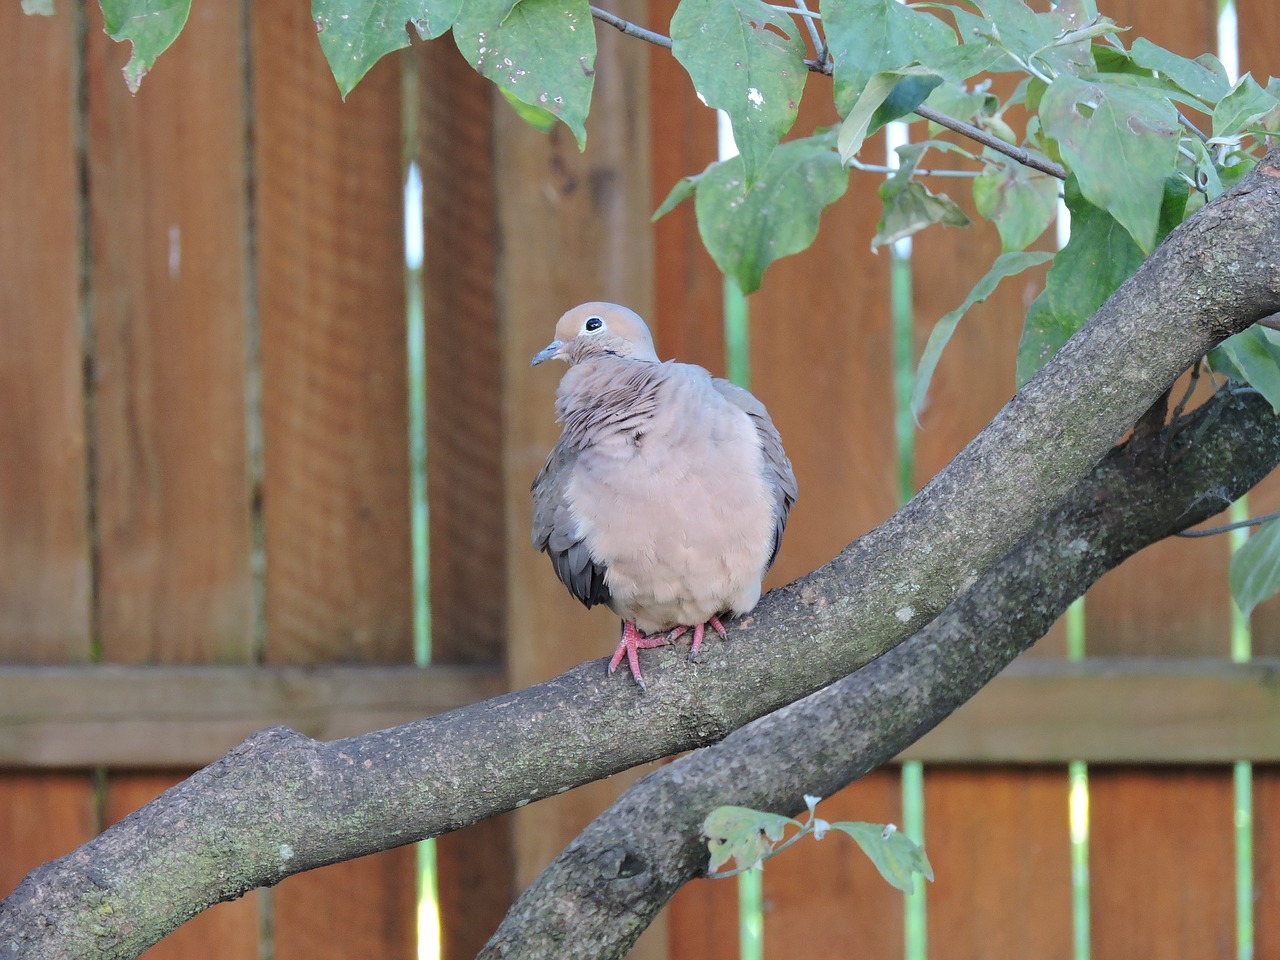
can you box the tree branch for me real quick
[479,385,1280,959]
[3,155,1280,960]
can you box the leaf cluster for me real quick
[703,794,934,894]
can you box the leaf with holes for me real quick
[315,0,461,98]
[968,0,1101,76]
[823,0,957,115]
[1040,74,1179,252]
[1231,519,1280,620]
[672,0,807,187]
[99,0,192,92]
[22,0,55,14]
[913,250,1052,421]
[972,160,1060,252]
[872,144,969,249]
[828,822,934,894]
[695,133,848,293]
[704,805,800,873]
[453,0,596,148]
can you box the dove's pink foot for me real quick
[666,615,729,660]
[608,620,669,690]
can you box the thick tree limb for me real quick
[3,157,1280,960]
[480,386,1280,959]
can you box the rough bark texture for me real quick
[479,386,1280,959]
[2,156,1280,960]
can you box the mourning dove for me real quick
[531,302,797,689]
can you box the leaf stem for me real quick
[589,5,672,49]
[848,158,981,177]
[1177,508,1280,538]
[913,104,1068,179]
[786,0,827,66]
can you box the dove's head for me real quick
[531,302,661,367]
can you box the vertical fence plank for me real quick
[253,3,416,958]
[494,10,656,926]
[646,2,739,951]
[86,3,254,665]
[418,39,517,960]
[762,773,904,960]
[1235,0,1280,658]
[1081,7,1236,959]
[0,0,96,914]
[0,2,92,663]
[924,768,1073,959]
[254,2,414,665]
[909,131,1073,954]
[648,0,724,373]
[747,92,903,951]
[1253,766,1280,955]
[84,6,260,957]
[1235,0,1280,944]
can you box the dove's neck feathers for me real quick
[555,353,721,453]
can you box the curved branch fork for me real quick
[4,154,1280,960]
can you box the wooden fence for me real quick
[2,0,1279,957]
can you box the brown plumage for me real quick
[531,302,797,688]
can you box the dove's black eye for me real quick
[585,316,604,332]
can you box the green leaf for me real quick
[923,80,997,125]
[22,0,55,15]
[652,169,705,220]
[973,161,1060,252]
[972,0,1099,76]
[671,0,807,187]
[912,250,1053,420]
[823,0,957,114]
[837,72,902,164]
[99,0,192,93]
[1218,326,1280,413]
[695,134,848,293]
[1129,38,1230,104]
[453,0,596,148]
[873,143,970,250]
[704,805,799,873]
[829,822,934,894]
[1040,74,1180,252]
[1213,74,1280,138]
[1231,519,1280,620]
[871,73,946,132]
[315,0,460,98]
[500,87,558,131]
[1015,178,1147,384]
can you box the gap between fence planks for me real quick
[2,658,1279,769]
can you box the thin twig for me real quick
[1176,508,1280,537]
[1178,110,1211,144]
[771,3,822,20]
[589,5,672,48]
[589,6,1069,181]
[1163,359,1202,459]
[914,104,1068,180]
[788,0,827,66]
[848,158,980,177]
